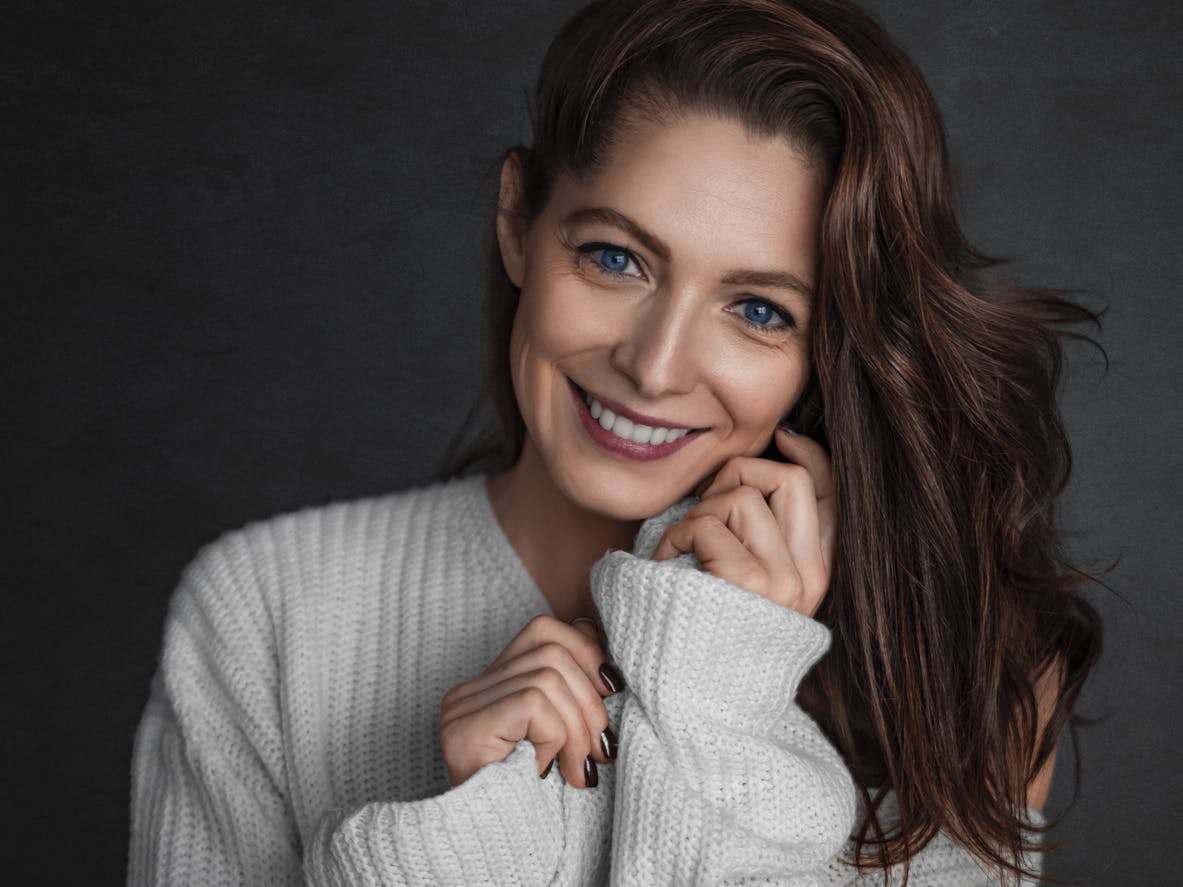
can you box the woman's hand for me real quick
[653,427,836,617]
[437,615,623,789]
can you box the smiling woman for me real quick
[127,2,1104,885]
[494,113,821,531]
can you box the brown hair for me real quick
[437,1,1106,882]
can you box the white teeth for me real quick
[581,390,692,445]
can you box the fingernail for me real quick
[583,755,598,788]
[777,421,800,435]
[600,726,617,760]
[540,757,554,779]
[598,662,625,694]
[569,615,597,630]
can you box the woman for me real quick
[128,1,1103,884]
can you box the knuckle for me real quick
[779,570,806,602]
[537,642,570,670]
[801,563,829,593]
[438,717,462,749]
[534,666,566,696]
[519,685,549,713]
[439,683,464,708]
[696,513,724,530]
[525,613,555,638]
[656,525,683,554]
[721,454,748,474]
[782,463,812,488]
[735,484,765,507]
[577,634,604,661]
[739,563,768,593]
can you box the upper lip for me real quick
[573,380,701,430]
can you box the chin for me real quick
[553,461,692,522]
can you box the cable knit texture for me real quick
[128,473,1046,885]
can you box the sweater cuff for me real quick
[590,498,831,734]
[305,740,566,885]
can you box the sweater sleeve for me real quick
[589,498,858,886]
[128,529,612,887]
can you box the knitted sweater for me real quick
[128,472,1045,885]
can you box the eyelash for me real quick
[572,241,797,334]
[734,300,796,333]
[575,241,645,280]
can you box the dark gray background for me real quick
[5,0,1179,882]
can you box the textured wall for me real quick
[5,0,1178,882]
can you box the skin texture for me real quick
[446,112,832,790]
[445,111,1057,807]
[490,112,825,620]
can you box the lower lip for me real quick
[568,378,703,463]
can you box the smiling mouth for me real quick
[581,391,695,443]
[569,379,705,447]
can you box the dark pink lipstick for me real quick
[567,378,703,463]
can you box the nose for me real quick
[609,285,700,399]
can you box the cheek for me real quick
[508,277,597,421]
[715,352,809,431]
[517,259,611,359]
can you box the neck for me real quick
[486,437,641,625]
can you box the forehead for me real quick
[550,112,825,282]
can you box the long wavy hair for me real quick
[437,1,1107,882]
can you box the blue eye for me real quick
[597,248,632,273]
[734,298,795,333]
[577,242,643,278]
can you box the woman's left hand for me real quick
[652,427,836,618]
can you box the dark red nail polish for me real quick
[600,726,617,760]
[583,755,598,787]
[598,662,625,694]
[540,757,554,779]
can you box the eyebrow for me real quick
[719,269,814,303]
[561,206,815,303]
[562,207,671,263]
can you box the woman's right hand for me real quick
[437,614,624,789]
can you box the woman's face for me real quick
[497,112,825,521]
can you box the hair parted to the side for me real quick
[436,1,1107,883]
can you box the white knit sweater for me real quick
[128,472,1045,885]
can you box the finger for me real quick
[440,668,597,784]
[652,513,769,594]
[439,685,567,784]
[568,616,624,695]
[701,441,833,503]
[773,428,837,559]
[684,485,795,576]
[680,489,814,611]
[771,470,829,610]
[569,615,606,649]
[700,450,835,578]
[489,614,619,696]
[442,643,613,764]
